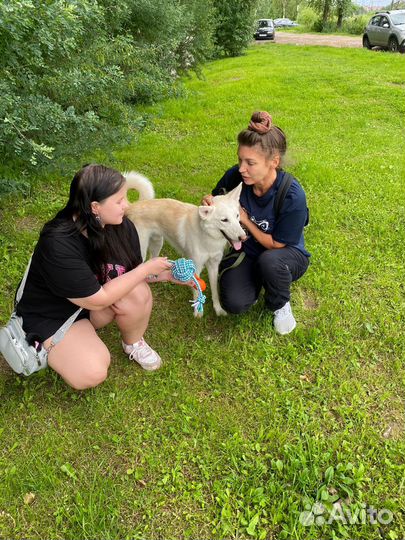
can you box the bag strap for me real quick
[218,251,246,282]
[15,256,82,351]
[47,307,82,350]
[15,257,33,304]
[274,172,294,220]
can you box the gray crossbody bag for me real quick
[0,257,82,376]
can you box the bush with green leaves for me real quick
[0,0,216,186]
[118,0,216,76]
[0,1,103,169]
[297,6,318,29]
[342,14,370,35]
[312,17,338,32]
[256,0,300,20]
[213,0,259,57]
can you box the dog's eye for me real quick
[221,218,229,223]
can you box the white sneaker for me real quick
[273,302,296,335]
[122,338,162,371]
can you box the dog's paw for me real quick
[214,305,227,316]
[194,309,204,319]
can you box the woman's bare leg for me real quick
[45,319,110,390]
[46,282,155,388]
[110,281,153,345]
[94,281,160,370]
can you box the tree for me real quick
[256,0,300,19]
[213,0,259,57]
[336,0,352,28]
[309,0,334,29]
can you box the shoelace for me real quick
[128,338,153,363]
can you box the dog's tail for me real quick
[124,171,155,200]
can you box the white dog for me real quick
[124,171,246,316]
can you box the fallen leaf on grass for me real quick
[23,492,35,505]
[383,426,393,439]
[60,463,77,480]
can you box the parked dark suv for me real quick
[363,10,405,52]
[254,19,275,40]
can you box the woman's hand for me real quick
[142,257,172,278]
[201,194,214,206]
[239,206,250,227]
[156,269,195,287]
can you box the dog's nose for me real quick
[239,234,247,241]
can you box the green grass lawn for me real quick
[1,43,405,539]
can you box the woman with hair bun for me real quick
[202,111,310,334]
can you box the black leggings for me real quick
[218,247,309,314]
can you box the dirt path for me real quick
[256,32,362,48]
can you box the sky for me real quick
[359,0,405,7]
[354,0,388,7]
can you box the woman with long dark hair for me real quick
[16,164,183,389]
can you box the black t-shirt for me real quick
[16,219,141,340]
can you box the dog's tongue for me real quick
[232,241,242,251]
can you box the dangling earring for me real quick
[95,214,104,227]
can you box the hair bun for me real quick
[248,111,272,134]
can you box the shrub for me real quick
[312,17,337,32]
[297,6,318,30]
[1,0,265,186]
[0,0,216,180]
[342,14,370,35]
[213,0,259,57]
[0,1,141,170]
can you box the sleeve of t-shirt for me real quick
[38,235,102,298]
[212,165,243,196]
[272,181,308,245]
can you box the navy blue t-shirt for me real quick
[212,165,310,259]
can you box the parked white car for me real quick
[363,10,405,53]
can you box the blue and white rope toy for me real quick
[170,258,206,315]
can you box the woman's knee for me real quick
[116,281,152,313]
[49,345,111,390]
[66,351,111,390]
[134,281,152,303]
[71,371,108,390]
[220,292,255,314]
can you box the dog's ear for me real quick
[226,182,243,201]
[198,205,215,220]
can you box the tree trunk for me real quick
[337,8,343,28]
[322,0,330,28]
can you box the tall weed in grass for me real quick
[0,44,404,539]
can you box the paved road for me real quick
[256,32,362,48]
